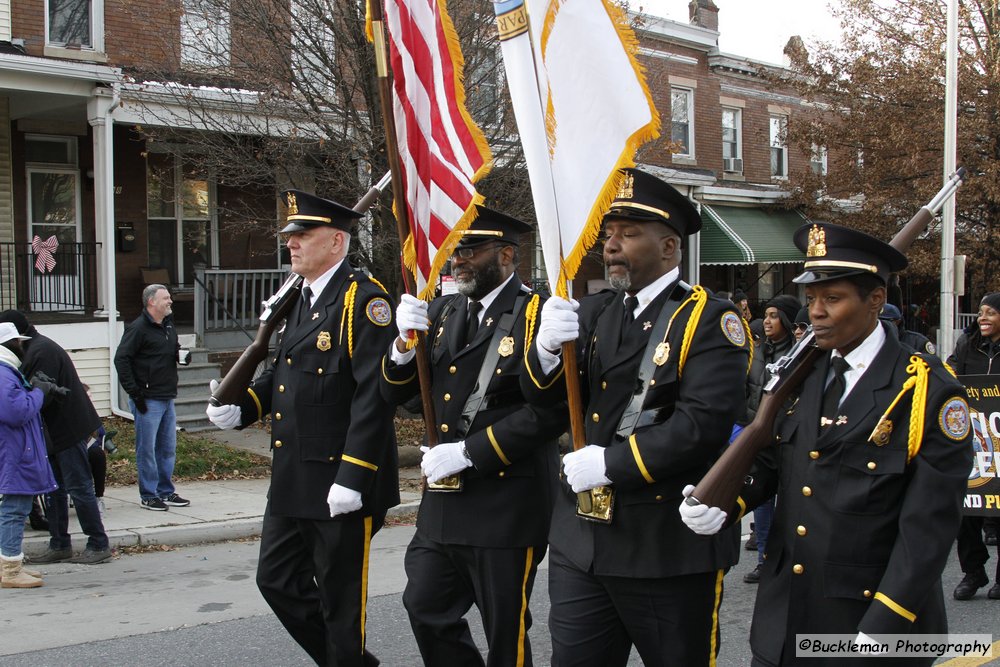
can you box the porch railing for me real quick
[0,241,100,313]
[194,268,289,341]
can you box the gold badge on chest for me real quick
[316,330,332,351]
[498,336,515,357]
[653,341,671,366]
[869,418,893,446]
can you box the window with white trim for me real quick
[181,0,230,70]
[46,0,104,50]
[671,87,694,157]
[769,115,788,178]
[810,144,828,176]
[146,153,218,286]
[721,107,742,172]
[291,0,336,95]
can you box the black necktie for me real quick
[464,301,482,347]
[622,295,639,333]
[298,285,313,325]
[820,356,851,428]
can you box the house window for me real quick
[181,0,230,70]
[291,0,336,95]
[146,153,217,285]
[671,87,694,157]
[467,45,503,127]
[721,107,742,172]
[811,144,828,176]
[769,115,788,178]
[46,0,103,50]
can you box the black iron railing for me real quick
[0,241,100,313]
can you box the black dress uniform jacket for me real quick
[380,275,564,547]
[238,263,400,520]
[740,324,971,666]
[523,281,751,578]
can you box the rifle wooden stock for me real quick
[688,167,966,512]
[209,174,391,409]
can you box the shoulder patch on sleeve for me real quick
[720,311,746,346]
[939,397,971,442]
[366,298,392,326]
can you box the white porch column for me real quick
[87,86,117,318]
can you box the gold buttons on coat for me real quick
[793,564,804,574]
[592,413,600,423]
[449,365,457,374]
[809,451,819,460]
[863,590,872,598]
[274,440,282,448]
[444,393,451,401]
[867,461,877,470]
[496,368,502,375]
[275,413,282,420]
[286,357,292,365]
[498,471,505,477]
[655,495,663,501]
[278,385,285,393]
[317,368,324,375]
[802,486,812,497]
[601,381,607,390]
[796,525,807,536]
[441,424,449,433]
[329,456,335,461]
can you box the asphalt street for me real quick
[3,522,998,666]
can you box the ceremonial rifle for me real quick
[209,173,392,407]
[687,167,967,512]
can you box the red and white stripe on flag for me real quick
[382,0,492,299]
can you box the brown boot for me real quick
[1,555,44,588]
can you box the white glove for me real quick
[562,445,611,493]
[396,294,430,343]
[678,484,726,535]
[327,483,363,517]
[853,632,878,653]
[536,297,579,353]
[206,380,241,430]
[420,442,473,483]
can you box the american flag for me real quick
[379,0,492,299]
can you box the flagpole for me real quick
[369,0,439,450]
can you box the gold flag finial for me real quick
[806,224,826,257]
[616,172,634,199]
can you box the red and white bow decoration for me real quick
[31,235,58,273]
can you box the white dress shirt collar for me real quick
[830,321,886,402]
[467,272,517,324]
[302,258,346,307]
[624,266,680,319]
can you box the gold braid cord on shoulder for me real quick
[868,355,930,462]
[656,285,708,379]
[340,282,360,358]
[524,294,541,350]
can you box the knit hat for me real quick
[0,310,31,335]
[766,294,801,336]
[794,306,810,327]
[981,293,1000,313]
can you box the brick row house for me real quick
[0,0,820,420]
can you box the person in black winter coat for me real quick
[741,294,800,584]
[0,311,110,565]
[947,292,1000,600]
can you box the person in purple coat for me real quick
[0,323,59,589]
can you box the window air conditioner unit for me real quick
[810,160,826,175]
[723,157,743,173]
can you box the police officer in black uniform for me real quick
[681,223,972,666]
[380,206,564,666]
[207,190,399,666]
[879,303,935,354]
[521,168,751,667]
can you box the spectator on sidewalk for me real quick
[0,310,111,565]
[207,191,400,666]
[947,292,1000,601]
[380,206,565,665]
[114,285,190,512]
[0,322,59,588]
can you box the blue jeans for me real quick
[754,496,775,565]
[131,398,177,501]
[47,440,109,551]
[0,494,33,557]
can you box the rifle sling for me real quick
[615,282,690,439]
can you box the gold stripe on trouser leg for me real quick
[709,569,724,667]
[360,516,373,653]
[516,546,535,667]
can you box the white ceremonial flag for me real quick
[493,0,660,296]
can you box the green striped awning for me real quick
[699,204,809,265]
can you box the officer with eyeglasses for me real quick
[380,206,565,666]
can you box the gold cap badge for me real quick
[806,225,827,257]
[616,172,634,200]
[286,192,298,216]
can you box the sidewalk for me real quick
[23,427,423,559]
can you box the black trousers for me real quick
[402,530,544,667]
[256,501,382,667]
[547,546,724,667]
[956,516,1000,578]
